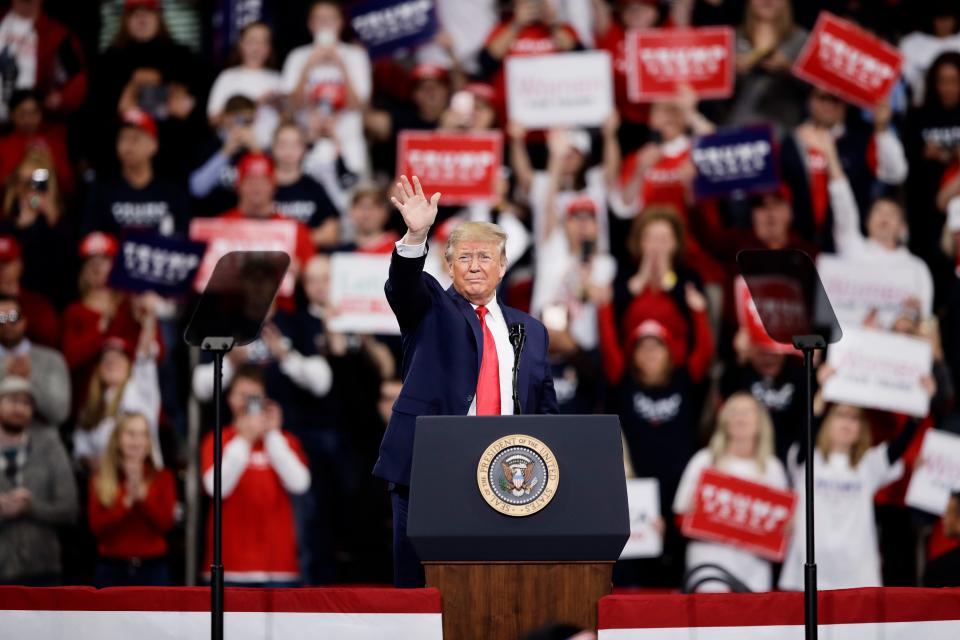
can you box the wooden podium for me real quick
[425,561,613,639]
[408,416,629,638]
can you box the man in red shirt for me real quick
[201,364,310,586]
[479,0,581,122]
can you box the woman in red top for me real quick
[620,90,723,283]
[61,232,155,411]
[88,412,176,587]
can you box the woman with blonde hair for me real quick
[73,292,162,472]
[88,412,176,587]
[673,392,787,591]
[779,403,922,590]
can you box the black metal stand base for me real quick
[793,335,824,640]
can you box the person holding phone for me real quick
[282,1,371,183]
[200,364,311,587]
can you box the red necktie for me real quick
[475,305,500,415]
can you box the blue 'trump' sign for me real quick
[108,232,207,297]
[692,125,778,199]
[349,0,438,59]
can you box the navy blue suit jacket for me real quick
[373,249,559,486]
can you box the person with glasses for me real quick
[0,294,69,430]
[375,176,558,588]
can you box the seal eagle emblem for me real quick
[477,434,559,516]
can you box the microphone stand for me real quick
[793,334,826,640]
[509,323,526,415]
[202,336,234,640]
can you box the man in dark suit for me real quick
[374,175,558,587]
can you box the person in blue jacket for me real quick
[374,175,558,587]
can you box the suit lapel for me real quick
[446,286,483,372]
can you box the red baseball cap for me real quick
[120,107,158,140]
[125,0,160,11]
[566,195,598,217]
[411,63,450,84]
[79,232,119,259]
[634,319,671,344]
[0,235,21,262]
[630,317,685,365]
[236,153,275,183]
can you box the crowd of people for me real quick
[0,0,959,593]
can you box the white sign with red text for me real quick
[823,327,932,418]
[906,429,960,516]
[816,254,932,331]
[506,50,613,128]
[328,252,399,335]
[189,218,298,296]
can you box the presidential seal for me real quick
[477,434,559,517]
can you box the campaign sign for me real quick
[906,430,960,516]
[792,12,902,109]
[692,126,778,198]
[682,469,796,560]
[734,275,803,355]
[397,130,503,204]
[348,0,438,59]
[823,327,932,418]
[108,232,206,297]
[625,27,734,102]
[189,218,299,296]
[620,478,663,559]
[816,254,932,332]
[505,50,613,129]
[327,252,399,335]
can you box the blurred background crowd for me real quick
[0,0,959,594]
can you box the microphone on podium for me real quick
[508,323,525,415]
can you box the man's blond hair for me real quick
[444,221,507,264]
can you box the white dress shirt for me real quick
[396,239,515,415]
